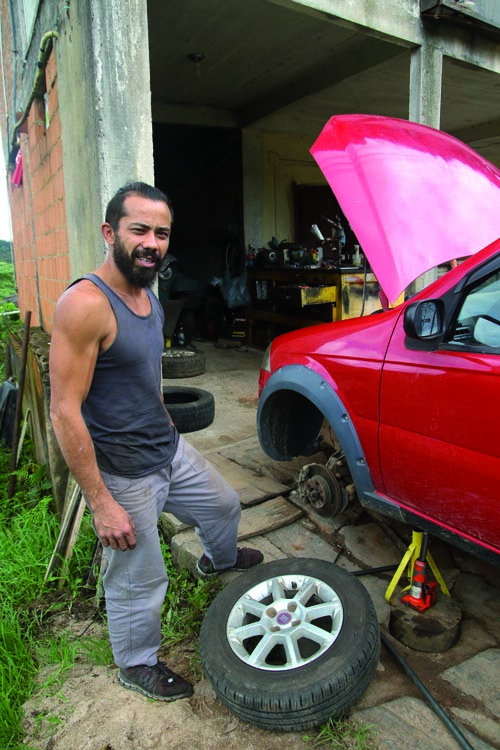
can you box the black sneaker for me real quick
[196,547,264,578]
[118,661,193,701]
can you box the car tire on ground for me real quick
[162,386,214,433]
[199,558,380,732]
[161,348,206,379]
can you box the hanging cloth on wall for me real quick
[11,148,23,186]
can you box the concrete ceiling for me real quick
[147,0,500,164]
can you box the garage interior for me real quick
[146,0,500,347]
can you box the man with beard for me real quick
[49,182,263,701]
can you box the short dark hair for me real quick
[105,182,174,231]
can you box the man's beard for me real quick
[112,235,162,288]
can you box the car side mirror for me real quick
[404,299,445,340]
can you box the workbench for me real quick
[247,266,381,348]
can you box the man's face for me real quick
[110,195,171,288]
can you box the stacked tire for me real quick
[161,348,206,379]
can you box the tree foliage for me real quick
[0,261,15,302]
[0,240,13,264]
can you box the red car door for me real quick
[378,268,500,552]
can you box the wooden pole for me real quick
[8,310,31,498]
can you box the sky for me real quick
[0,139,12,241]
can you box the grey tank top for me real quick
[80,274,177,477]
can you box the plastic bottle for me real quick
[353,245,361,266]
[177,322,185,346]
[247,244,255,267]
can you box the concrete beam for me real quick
[264,0,421,44]
[450,117,500,144]
[240,36,407,127]
[265,0,500,74]
[152,102,237,129]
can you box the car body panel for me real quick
[258,114,500,563]
[379,247,500,549]
[310,114,500,303]
[257,364,376,496]
[259,310,401,493]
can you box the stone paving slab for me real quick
[166,424,500,750]
[450,708,500,749]
[169,504,500,749]
[441,649,500,720]
[216,435,323,486]
[160,495,302,548]
[352,696,496,750]
[264,520,343,562]
[452,574,500,640]
[356,576,392,629]
[170,530,297,579]
[207,451,290,506]
[339,522,403,570]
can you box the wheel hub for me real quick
[266,603,301,630]
[298,463,345,516]
[226,573,344,671]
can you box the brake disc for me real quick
[298,463,345,517]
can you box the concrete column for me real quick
[89,0,154,207]
[407,44,443,296]
[57,0,154,279]
[409,44,443,129]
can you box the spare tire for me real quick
[163,386,214,433]
[162,348,206,379]
[199,558,380,732]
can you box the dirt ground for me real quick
[22,607,321,750]
[22,343,500,749]
[21,545,500,750]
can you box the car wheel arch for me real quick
[257,364,374,496]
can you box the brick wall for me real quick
[8,49,70,334]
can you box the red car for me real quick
[200,117,500,735]
[258,115,500,566]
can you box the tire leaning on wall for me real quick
[162,386,215,433]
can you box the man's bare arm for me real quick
[49,283,136,550]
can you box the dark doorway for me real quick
[153,123,244,300]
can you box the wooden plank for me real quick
[163,496,303,547]
[57,496,86,589]
[237,495,303,540]
[44,478,83,581]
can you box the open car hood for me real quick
[310,115,500,303]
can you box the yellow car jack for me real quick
[385,530,450,609]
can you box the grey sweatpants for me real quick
[99,435,241,668]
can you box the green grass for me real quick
[161,545,222,649]
[0,260,15,300]
[303,717,377,749]
[0,443,377,749]
[0,259,20,382]
[0,442,105,750]
[0,437,225,749]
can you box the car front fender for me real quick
[257,365,374,497]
